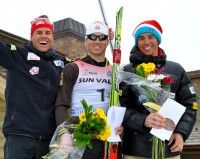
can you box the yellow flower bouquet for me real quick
[119,62,174,159]
[74,99,111,148]
[43,99,110,159]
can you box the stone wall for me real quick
[0,99,5,159]
[191,78,200,98]
[188,70,200,98]
[54,35,87,60]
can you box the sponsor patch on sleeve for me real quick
[54,60,64,68]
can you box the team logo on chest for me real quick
[29,66,39,75]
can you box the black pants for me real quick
[4,135,50,159]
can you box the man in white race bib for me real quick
[55,21,123,159]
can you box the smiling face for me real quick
[31,27,54,52]
[137,33,159,56]
[85,32,109,62]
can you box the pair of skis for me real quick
[107,7,123,159]
[98,0,123,159]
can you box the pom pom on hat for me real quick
[133,20,163,45]
[31,15,54,37]
[85,21,108,36]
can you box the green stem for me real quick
[152,136,165,159]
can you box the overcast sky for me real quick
[0,0,199,71]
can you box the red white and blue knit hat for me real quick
[31,16,54,37]
[133,20,163,45]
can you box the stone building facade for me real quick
[54,18,87,59]
[182,70,200,159]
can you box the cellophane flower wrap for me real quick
[43,99,110,159]
[119,62,174,159]
[42,122,84,159]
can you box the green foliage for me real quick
[73,99,109,149]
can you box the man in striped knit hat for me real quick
[120,20,198,159]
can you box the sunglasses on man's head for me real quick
[31,18,52,25]
[87,34,108,41]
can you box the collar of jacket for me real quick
[24,42,55,61]
[82,55,110,67]
[129,46,167,68]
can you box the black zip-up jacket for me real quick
[120,46,198,157]
[0,41,65,141]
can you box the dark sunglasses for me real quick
[87,34,108,41]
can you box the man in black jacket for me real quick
[120,20,198,159]
[1,15,66,159]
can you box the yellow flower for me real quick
[96,108,107,121]
[142,63,156,74]
[135,63,156,78]
[79,112,86,123]
[74,100,111,148]
[96,124,111,141]
[143,102,161,111]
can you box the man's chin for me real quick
[37,46,50,52]
[142,51,153,56]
